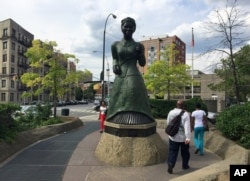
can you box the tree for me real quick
[144,42,191,100]
[144,60,190,100]
[75,70,92,100]
[22,39,80,117]
[203,0,250,104]
[234,45,250,101]
[209,45,250,104]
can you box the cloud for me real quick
[1,0,250,79]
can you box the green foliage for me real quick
[211,45,250,103]
[0,124,17,143]
[144,60,191,99]
[22,40,81,117]
[216,102,250,149]
[184,97,208,113]
[149,97,207,118]
[150,99,176,118]
[0,103,53,142]
[0,104,20,142]
[14,104,52,130]
[40,117,63,126]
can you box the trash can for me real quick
[61,108,70,116]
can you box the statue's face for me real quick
[121,22,135,40]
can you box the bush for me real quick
[216,102,250,149]
[149,97,207,118]
[0,104,20,142]
[150,99,176,118]
[0,103,53,142]
[41,117,63,126]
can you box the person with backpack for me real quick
[166,100,191,174]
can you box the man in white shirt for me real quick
[166,100,191,174]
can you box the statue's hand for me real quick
[113,65,121,75]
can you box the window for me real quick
[12,29,16,38]
[12,42,15,50]
[2,67,7,74]
[11,80,15,88]
[1,93,6,101]
[3,28,8,37]
[3,42,7,49]
[10,93,14,102]
[2,80,6,88]
[3,54,7,62]
[11,67,15,74]
[11,55,15,63]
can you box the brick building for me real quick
[139,35,186,74]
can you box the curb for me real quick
[0,116,83,163]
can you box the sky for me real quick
[1,0,250,81]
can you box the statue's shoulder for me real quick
[137,42,144,47]
[111,41,120,47]
[136,42,145,51]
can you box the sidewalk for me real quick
[62,118,221,181]
[0,117,221,181]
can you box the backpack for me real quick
[165,110,185,136]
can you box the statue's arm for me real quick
[136,43,146,67]
[111,42,121,75]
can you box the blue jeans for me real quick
[194,127,205,155]
[167,139,190,168]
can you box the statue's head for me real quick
[121,17,136,32]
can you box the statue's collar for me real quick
[121,38,135,46]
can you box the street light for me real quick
[101,13,116,101]
[106,61,110,104]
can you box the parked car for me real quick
[79,100,88,104]
[57,101,66,106]
[207,112,219,124]
[13,105,37,118]
[94,100,100,105]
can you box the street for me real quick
[55,103,99,119]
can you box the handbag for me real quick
[203,118,209,131]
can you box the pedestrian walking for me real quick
[191,103,207,155]
[166,100,191,174]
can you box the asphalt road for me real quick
[56,103,99,118]
[0,120,99,181]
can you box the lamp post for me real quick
[101,13,116,101]
[106,61,110,104]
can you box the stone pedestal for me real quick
[95,122,167,167]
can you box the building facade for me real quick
[0,19,34,104]
[0,19,77,104]
[171,70,225,112]
[139,35,186,74]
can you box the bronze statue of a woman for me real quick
[106,17,155,125]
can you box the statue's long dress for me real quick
[106,38,155,125]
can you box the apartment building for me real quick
[0,19,77,104]
[139,35,186,74]
[0,19,34,104]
